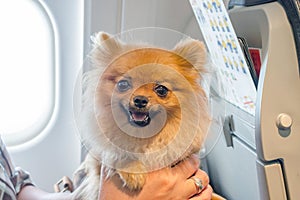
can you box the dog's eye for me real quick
[154,85,168,97]
[117,80,131,92]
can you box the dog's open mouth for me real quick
[129,110,151,127]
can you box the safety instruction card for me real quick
[189,0,257,115]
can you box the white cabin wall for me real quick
[87,0,203,41]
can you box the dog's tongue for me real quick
[129,111,151,127]
[132,112,147,121]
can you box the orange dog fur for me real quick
[73,32,213,200]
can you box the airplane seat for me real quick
[201,0,300,199]
[229,0,300,73]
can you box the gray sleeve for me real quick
[11,167,34,194]
[0,137,34,194]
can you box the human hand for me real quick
[98,154,212,200]
[136,154,212,200]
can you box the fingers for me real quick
[171,154,200,180]
[189,185,213,200]
[186,169,210,197]
[169,155,213,200]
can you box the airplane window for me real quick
[0,1,55,147]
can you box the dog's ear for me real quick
[91,32,122,52]
[91,32,119,49]
[90,32,123,67]
[173,38,207,71]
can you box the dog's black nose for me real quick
[133,95,149,108]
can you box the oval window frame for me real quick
[1,1,56,148]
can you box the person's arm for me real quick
[98,155,212,200]
[0,136,43,200]
[17,185,73,200]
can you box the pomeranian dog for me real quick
[73,32,211,200]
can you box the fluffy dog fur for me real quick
[73,32,211,200]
